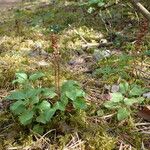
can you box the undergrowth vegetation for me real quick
[0,0,150,149]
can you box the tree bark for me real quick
[131,0,150,22]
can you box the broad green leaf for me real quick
[60,94,68,106]
[38,100,51,111]
[30,96,39,105]
[6,91,26,100]
[45,108,56,122]
[12,73,28,84]
[54,101,65,111]
[33,124,44,135]
[119,82,129,94]
[73,98,87,109]
[36,113,47,124]
[19,111,34,125]
[66,88,85,101]
[104,101,120,109]
[16,72,28,79]
[42,88,57,98]
[124,98,136,106]
[137,97,145,103]
[117,108,130,121]
[66,90,76,101]
[129,85,144,97]
[13,105,26,115]
[29,72,45,81]
[10,100,24,111]
[124,97,145,106]
[10,100,26,114]
[25,88,42,98]
[62,80,85,100]
[111,92,124,102]
[61,80,79,92]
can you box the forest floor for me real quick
[0,0,22,8]
[0,0,150,150]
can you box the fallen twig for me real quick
[135,122,150,126]
[82,42,113,50]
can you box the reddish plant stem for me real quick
[51,34,61,98]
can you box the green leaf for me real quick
[6,91,26,100]
[42,88,57,98]
[66,88,85,101]
[12,73,28,84]
[14,105,26,115]
[111,92,124,102]
[19,111,34,125]
[61,80,79,92]
[65,90,76,101]
[10,100,26,114]
[38,100,51,111]
[117,108,130,121]
[129,85,144,97]
[104,101,120,109]
[37,103,55,124]
[10,100,24,111]
[124,97,144,106]
[33,124,44,135]
[119,82,129,94]
[60,94,69,106]
[137,97,145,103]
[124,98,136,106]
[73,98,87,109]
[36,113,47,124]
[30,96,39,105]
[44,108,56,122]
[62,80,85,101]
[25,88,42,98]
[54,101,65,111]
[29,72,45,81]
[66,89,85,101]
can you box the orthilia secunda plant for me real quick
[5,33,87,134]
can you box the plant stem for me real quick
[51,34,61,99]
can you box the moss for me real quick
[0,0,149,149]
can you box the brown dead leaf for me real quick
[137,106,150,121]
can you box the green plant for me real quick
[93,54,132,81]
[88,0,106,7]
[84,0,106,13]
[6,72,87,134]
[104,82,145,121]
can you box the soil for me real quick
[0,0,22,8]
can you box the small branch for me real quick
[100,113,116,119]
[101,0,120,10]
[82,42,113,50]
[135,122,150,126]
[130,0,150,22]
[141,131,150,134]
[68,24,88,44]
